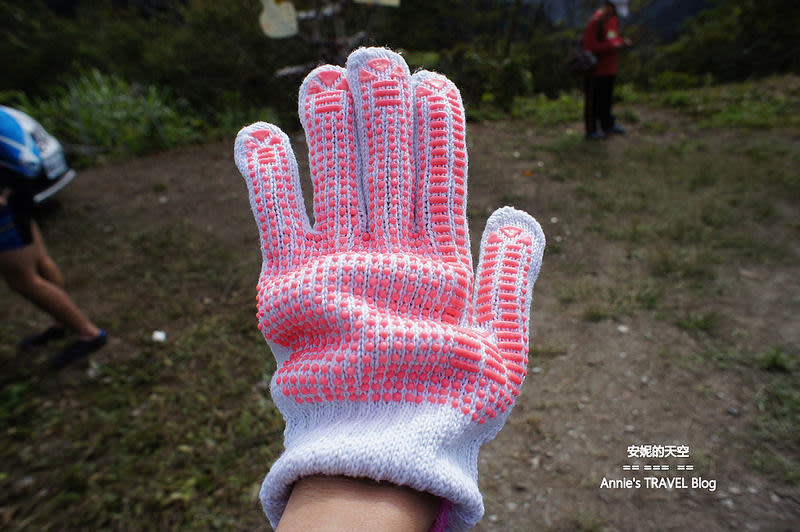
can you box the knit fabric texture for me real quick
[234,47,545,532]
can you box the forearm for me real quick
[277,475,440,532]
[586,37,621,53]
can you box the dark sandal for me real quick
[17,326,67,350]
[50,330,107,370]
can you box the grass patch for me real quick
[531,344,568,359]
[753,351,800,485]
[675,311,719,335]
[632,281,663,310]
[557,286,579,304]
[514,92,582,125]
[648,248,716,281]
[537,131,586,155]
[751,449,800,485]
[0,212,280,528]
[684,345,799,484]
[759,348,795,373]
[582,305,614,323]
[650,75,800,129]
[642,120,669,135]
[1,311,281,529]
[561,276,667,324]
[554,125,798,293]
[570,511,606,532]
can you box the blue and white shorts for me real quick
[0,202,31,252]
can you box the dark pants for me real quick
[0,170,33,251]
[584,75,616,134]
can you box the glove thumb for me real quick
[473,207,545,390]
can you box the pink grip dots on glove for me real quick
[234,47,545,532]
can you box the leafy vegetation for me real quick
[6,70,202,162]
[2,0,798,162]
[649,0,800,83]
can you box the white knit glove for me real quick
[234,47,545,531]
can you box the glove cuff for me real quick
[260,402,488,532]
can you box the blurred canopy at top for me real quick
[1,0,797,134]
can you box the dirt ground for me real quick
[6,111,800,530]
[466,119,800,532]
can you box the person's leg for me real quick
[17,222,69,347]
[30,221,64,287]
[596,76,612,131]
[0,244,99,340]
[599,76,625,134]
[584,75,596,135]
[3,205,66,347]
[585,76,606,139]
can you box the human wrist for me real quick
[278,475,439,532]
[260,401,486,531]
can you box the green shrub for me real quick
[514,92,582,125]
[214,92,281,140]
[402,51,442,70]
[652,71,702,91]
[656,0,800,82]
[615,83,646,105]
[12,69,203,161]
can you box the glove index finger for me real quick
[235,122,311,272]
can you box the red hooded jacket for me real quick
[583,9,624,77]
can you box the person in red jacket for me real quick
[583,0,633,140]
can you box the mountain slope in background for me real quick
[632,0,709,39]
[543,0,708,40]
